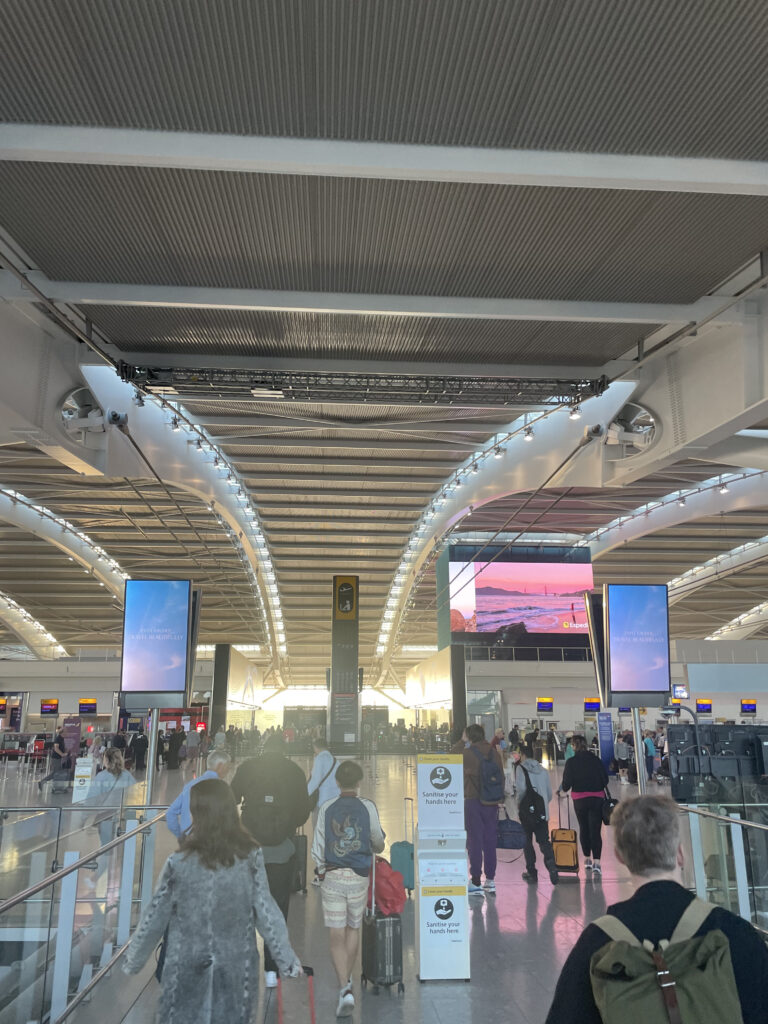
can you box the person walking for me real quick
[85,748,136,849]
[559,735,609,874]
[312,760,385,1017]
[546,725,562,765]
[643,731,657,781]
[614,733,630,784]
[166,729,183,770]
[452,723,505,897]
[231,734,310,989]
[166,750,232,839]
[512,746,559,885]
[185,726,200,767]
[307,737,339,827]
[132,730,149,772]
[524,726,540,759]
[38,728,67,793]
[123,778,302,1024]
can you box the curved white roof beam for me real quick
[587,470,767,559]
[0,488,128,598]
[81,365,284,680]
[668,534,768,605]
[0,591,68,659]
[695,432,768,472]
[372,381,637,684]
[706,601,768,641]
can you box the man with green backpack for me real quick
[545,795,768,1024]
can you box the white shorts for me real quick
[320,868,369,929]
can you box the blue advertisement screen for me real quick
[584,699,601,712]
[741,700,757,714]
[696,699,712,714]
[606,584,670,696]
[120,580,191,694]
[536,699,554,713]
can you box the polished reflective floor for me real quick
[2,754,639,1023]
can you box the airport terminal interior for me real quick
[1,3,768,1022]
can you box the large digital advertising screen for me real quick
[120,580,192,700]
[449,560,594,636]
[605,584,671,707]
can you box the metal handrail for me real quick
[0,807,167,915]
[54,939,132,1024]
[681,805,768,833]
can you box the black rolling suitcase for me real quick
[627,750,638,785]
[361,855,405,994]
[292,827,308,895]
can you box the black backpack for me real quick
[470,746,505,804]
[240,758,296,846]
[517,764,547,829]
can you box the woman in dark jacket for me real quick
[559,735,609,874]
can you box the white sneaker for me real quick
[483,879,496,895]
[336,988,355,1017]
[265,971,278,989]
[468,882,484,896]
[585,859,593,871]
[311,875,322,886]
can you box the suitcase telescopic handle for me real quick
[558,791,571,829]
[370,851,377,916]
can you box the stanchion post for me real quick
[145,710,160,806]
[631,708,647,795]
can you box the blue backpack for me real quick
[471,747,505,804]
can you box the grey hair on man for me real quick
[611,795,680,877]
[207,750,232,775]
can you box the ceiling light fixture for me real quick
[569,405,582,421]
[524,426,534,442]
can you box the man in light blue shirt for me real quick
[166,750,231,838]
[307,738,340,831]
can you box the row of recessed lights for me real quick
[668,533,768,590]
[150,396,286,660]
[707,600,768,640]
[583,471,761,544]
[373,404,582,659]
[1,488,130,584]
[0,590,67,655]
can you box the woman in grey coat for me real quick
[123,778,302,1024]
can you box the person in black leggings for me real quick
[558,735,608,874]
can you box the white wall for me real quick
[0,657,214,726]
[464,659,767,731]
